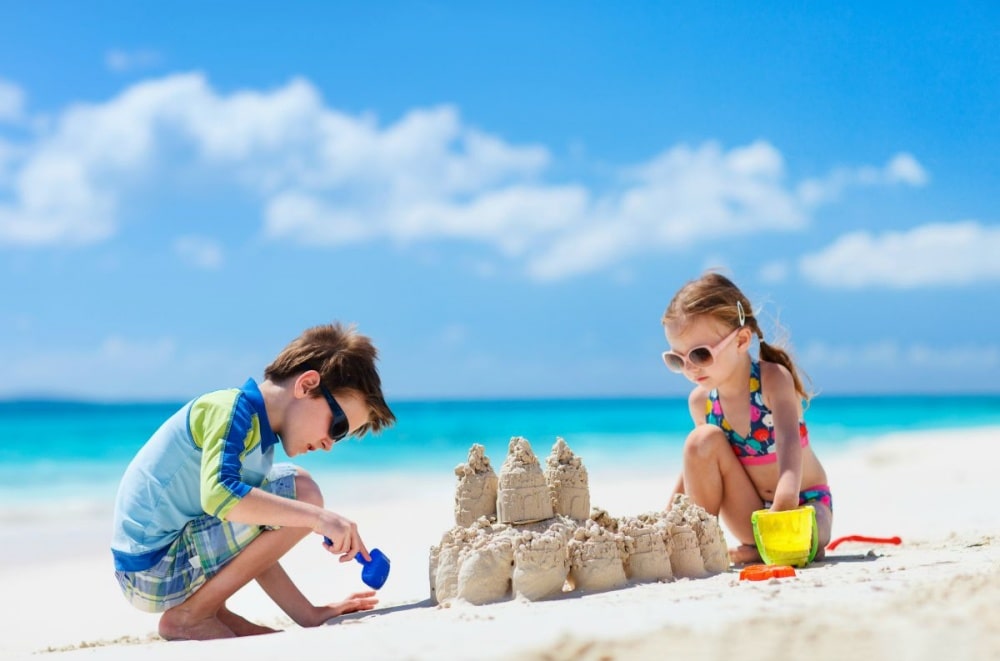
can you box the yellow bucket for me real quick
[751,506,818,568]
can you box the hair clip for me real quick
[737,301,746,327]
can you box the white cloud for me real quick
[0,335,267,400]
[0,138,18,183]
[885,153,928,186]
[173,235,224,270]
[0,73,928,281]
[802,339,1000,370]
[800,339,902,369]
[0,78,25,122]
[264,191,372,245]
[0,153,117,245]
[759,260,789,284]
[526,141,808,280]
[796,152,928,206]
[105,49,163,73]
[0,336,177,398]
[799,221,1000,288]
[0,74,554,250]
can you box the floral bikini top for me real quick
[705,360,810,466]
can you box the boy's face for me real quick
[281,377,371,457]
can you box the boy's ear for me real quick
[295,369,322,396]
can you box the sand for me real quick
[1,425,998,660]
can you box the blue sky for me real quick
[1,2,998,401]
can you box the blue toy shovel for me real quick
[324,538,391,589]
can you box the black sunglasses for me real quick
[318,383,351,442]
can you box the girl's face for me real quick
[663,315,748,388]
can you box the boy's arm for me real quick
[224,488,369,561]
[254,556,378,627]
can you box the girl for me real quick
[661,272,832,564]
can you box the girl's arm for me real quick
[760,361,804,511]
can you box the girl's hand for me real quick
[769,490,800,512]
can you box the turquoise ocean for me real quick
[2,394,999,515]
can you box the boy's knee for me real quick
[683,424,728,460]
[294,469,324,508]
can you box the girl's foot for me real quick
[729,543,763,565]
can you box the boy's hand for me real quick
[317,511,370,562]
[298,591,379,627]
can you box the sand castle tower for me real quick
[667,494,730,575]
[620,515,673,583]
[456,532,515,605]
[567,521,628,592]
[665,521,706,579]
[454,444,499,527]
[545,437,591,520]
[512,529,571,601]
[497,437,554,525]
[431,518,517,605]
[430,531,463,604]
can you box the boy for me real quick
[111,323,396,641]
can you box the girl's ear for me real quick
[736,327,754,352]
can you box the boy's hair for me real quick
[264,323,396,436]
[662,272,812,401]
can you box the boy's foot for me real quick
[158,608,236,641]
[728,544,763,565]
[218,606,280,636]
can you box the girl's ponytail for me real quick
[748,318,812,403]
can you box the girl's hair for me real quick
[264,323,396,436]
[662,272,811,401]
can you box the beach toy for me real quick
[356,548,391,589]
[324,538,391,589]
[751,505,818,568]
[739,564,796,581]
[827,535,902,551]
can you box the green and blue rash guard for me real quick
[111,378,281,572]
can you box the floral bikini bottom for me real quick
[763,483,833,511]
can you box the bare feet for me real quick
[218,606,280,637]
[158,607,236,641]
[729,543,763,565]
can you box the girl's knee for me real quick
[683,424,729,461]
[814,504,833,548]
[294,468,324,508]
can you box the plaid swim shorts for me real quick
[114,463,298,613]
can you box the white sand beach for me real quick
[2,426,998,660]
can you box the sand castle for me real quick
[429,437,730,605]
